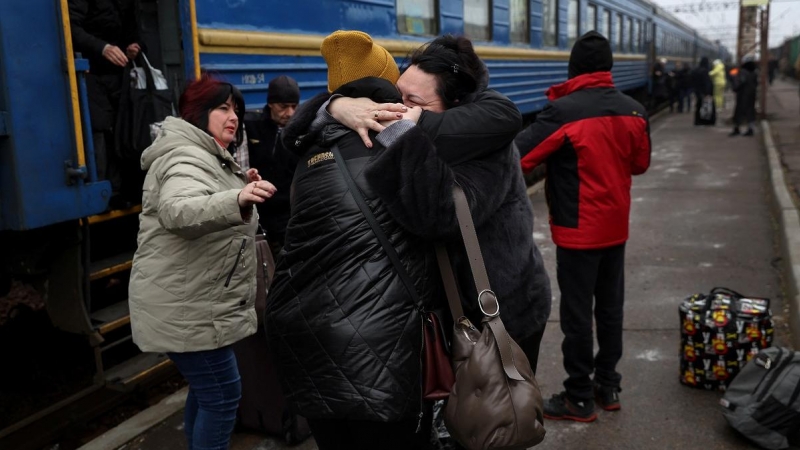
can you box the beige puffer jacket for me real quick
[129,116,257,353]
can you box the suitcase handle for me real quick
[709,287,770,309]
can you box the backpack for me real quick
[720,347,800,449]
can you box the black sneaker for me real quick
[543,392,597,422]
[728,129,740,137]
[594,384,621,411]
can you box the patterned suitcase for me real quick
[679,287,774,391]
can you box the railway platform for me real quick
[81,84,800,450]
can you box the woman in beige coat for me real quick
[129,77,275,450]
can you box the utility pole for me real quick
[758,2,769,119]
[737,0,744,62]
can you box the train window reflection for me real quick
[464,0,491,41]
[601,10,610,41]
[586,4,597,32]
[568,0,579,48]
[509,0,529,44]
[397,0,438,36]
[542,0,557,47]
[617,14,623,50]
[628,17,633,52]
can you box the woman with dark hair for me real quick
[289,34,551,374]
[129,76,276,450]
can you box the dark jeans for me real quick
[557,244,626,401]
[168,346,242,450]
[677,88,692,113]
[308,415,431,450]
[87,73,123,193]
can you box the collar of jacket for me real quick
[546,72,615,101]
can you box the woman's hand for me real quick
[238,180,277,208]
[246,168,261,183]
[329,97,407,148]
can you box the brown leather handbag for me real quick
[254,227,275,327]
[437,186,546,450]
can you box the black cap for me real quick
[568,31,613,79]
[267,75,300,104]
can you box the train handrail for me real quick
[57,0,88,178]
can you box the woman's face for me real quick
[208,96,239,146]
[396,65,445,112]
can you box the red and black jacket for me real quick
[515,71,651,249]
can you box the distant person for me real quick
[795,55,800,114]
[129,77,276,450]
[674,61,692,113]
[68,0,141,208]
[730,57,758,136]
[651,58,669,109]
[710,59,727,110]
[768,58,778,85]
[244,75,301,256]
[514,31,651,422]
[691,57,715,126]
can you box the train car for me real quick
[0,0,726,445]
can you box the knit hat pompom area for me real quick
[320,30,400,93]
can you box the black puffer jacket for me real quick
[265,79,440,422]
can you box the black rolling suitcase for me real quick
[233,234,311,443]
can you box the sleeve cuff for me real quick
[310,94,343,132]
[376,120,416,148]
[222,189,249,225]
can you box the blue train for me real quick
[0,0,728,438]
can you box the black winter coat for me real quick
[733,68,758,124]
[265,80,440,422]
[243,111,298,244]
[68,0,139,76]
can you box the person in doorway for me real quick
[129,77,276,450]
[514,31,651,422]
[244,75,301,257]
[730,57,758,136]
[68,0,141,208]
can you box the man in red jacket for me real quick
[514,31,651,422]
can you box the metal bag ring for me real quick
[478,289,500,317]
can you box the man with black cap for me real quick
[244,75,301,256]
[514,31,651,422]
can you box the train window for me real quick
[586,4,597,32]
[601,10,610,41]
[633,20,640,52]
[397,0,438,36]
[627,17,633,52]
[568,0,579,47]
[509,0,530,43]
[464,0,491,41]
[542,0,557,47]
[616,14,623,51]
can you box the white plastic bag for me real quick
[130,52,168,90]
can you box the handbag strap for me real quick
[329,144,423,310]
[435,185,525,381]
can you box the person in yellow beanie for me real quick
[320,30,400,92]
[272,33,550,449]
[265,31,435,449]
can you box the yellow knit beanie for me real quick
[321,30,400,93]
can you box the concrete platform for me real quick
[83,89,799,449]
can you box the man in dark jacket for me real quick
[514,31,651,422]
[244,75,300,255]
[68,0,140,205]
[730,58,758,136]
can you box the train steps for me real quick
[84,205,173,391]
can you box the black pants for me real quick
[557,244,626,401]
[518,324,546,375]
[87,72,123,193]
[307,416,430,450]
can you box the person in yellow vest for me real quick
[710,59,726,110]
